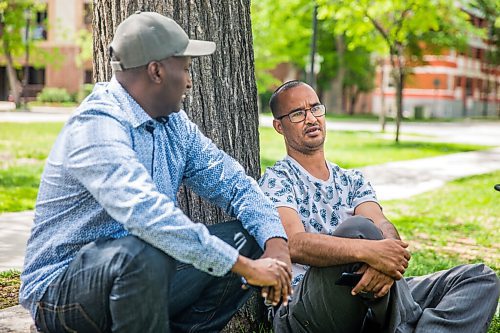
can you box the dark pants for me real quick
[273,216,500,333]
[34,220,261,333]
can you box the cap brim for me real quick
[179,40,216,57]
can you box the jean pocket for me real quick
[36,302,102,333]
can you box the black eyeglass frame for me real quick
[275,104,326,123]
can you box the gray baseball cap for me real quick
[109,11,216,71]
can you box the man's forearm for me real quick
[289,232,367,266]
[290,232,410,279]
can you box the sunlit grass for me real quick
[259,126,488,170]
[383,170,500,274]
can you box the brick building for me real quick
[372,9,499,119]
[0,0,92,101]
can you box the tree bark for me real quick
[92,0,264,331]
[378,57,386,132]
[329,34,345,114]
[0,22,23,107]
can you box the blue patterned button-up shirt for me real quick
[20,77,286,315]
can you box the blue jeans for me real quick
[34,220,262,333]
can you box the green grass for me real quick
[0,122,64,161]
[0,122,488,213]
[0,122,63,213]
[0,165,44,212]
[382,170,500,274]
[259,126,488,170]
[0,270,20,309]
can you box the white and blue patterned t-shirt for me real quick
[259,155,378,286]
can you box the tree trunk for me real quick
[328,34,345,114]
[389,48,404,143]
[378,58,386,132]
[348,87,359,116]
[395,67,404,143]
[92,1,264,331]
[1,22,23,107]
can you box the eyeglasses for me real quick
[275,104,326,123]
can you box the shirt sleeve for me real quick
[65,112,239,277]
[181,116,287,249]
[348,169,378,209]
[258,168,298,212]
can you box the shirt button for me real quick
[208,267,213,273]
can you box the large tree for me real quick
[251,0,376,114]
[321,0,481,142]
[93,0,264,331]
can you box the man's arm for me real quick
[181,113,288,250]
[278,207,409,279]
[354,201,401,240]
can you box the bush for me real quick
[77,83,94,102]
[36,87,73,104]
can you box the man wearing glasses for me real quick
[259,80,499,333]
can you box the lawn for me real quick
[383,171,500,333]
[259,126,487,170]
[0,122,488,213]
[0,122,64,212]
[382,170,500,275]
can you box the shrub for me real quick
[36,87,73,103]
[77,83,94,102]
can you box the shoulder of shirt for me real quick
[71,83,130,125]
[262,158,293,176]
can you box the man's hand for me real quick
[362,239,411,280]
[232,255,292,306]
[260,237,292,306]
[351,264,394,298]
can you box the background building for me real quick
[0,0,93,101]
[371,9,499,119]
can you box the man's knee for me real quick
[103,236,176,284]
[333,216,383,240]
[462,263,500,295]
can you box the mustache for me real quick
[304,124,321,134]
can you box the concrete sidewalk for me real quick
[0,147,499,271]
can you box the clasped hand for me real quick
[246,238,293,306]
[351,264,394,298]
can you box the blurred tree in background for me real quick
[252,0,495,141]
[0,0,60,107]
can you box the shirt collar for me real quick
[108,76,153,129]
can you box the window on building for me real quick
[32,10,48,40]
[475,48,482,60]
[15,67,45,85]
[465,78,473,96]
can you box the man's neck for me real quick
[287,149,329,181]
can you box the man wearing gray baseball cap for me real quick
[20,11,292,332]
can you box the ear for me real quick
[146,61,163,84]
[273,119,284,135]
